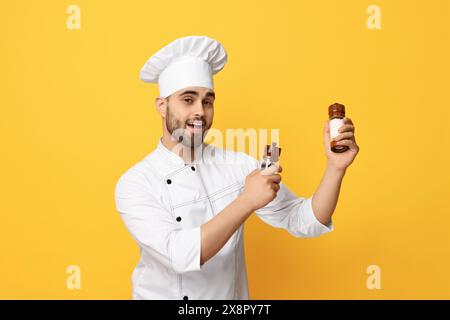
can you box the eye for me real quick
[184,97,193,104]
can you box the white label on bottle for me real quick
[330,118,344,139]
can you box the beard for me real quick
[165,104,211,148]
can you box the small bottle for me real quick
[328,103,349,153]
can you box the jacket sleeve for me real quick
[255,182,334,238]
[114,171,202,274]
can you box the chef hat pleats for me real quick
[140,35,228,98]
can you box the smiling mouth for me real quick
[186,120,204,131]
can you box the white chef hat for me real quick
[140,35,228,98]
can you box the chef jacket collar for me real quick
[154,136,211,167]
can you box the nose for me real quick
[191,100,205,117]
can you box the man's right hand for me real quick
[240,165,282,212]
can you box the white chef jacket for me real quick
[114,138,334,300]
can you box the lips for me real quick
[186,120,204,132]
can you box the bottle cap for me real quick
[328,103,346,118]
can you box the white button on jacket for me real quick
[114,138,334,300]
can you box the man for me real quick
[114,35,359,300]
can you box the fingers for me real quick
[334,138,359,151]
[257,164,282,192]
[266,173,281,184]
[343,117,353,125]
[334,118,356,145]
[338,124,355,134]
[333,131,355,142]
[260,163,281,176]
[271,183,280,192]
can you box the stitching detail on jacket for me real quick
[171,181,243,209]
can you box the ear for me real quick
[155,97,167,118]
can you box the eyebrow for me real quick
[179,90,215,99]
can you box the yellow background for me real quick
[1,0,449,299]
